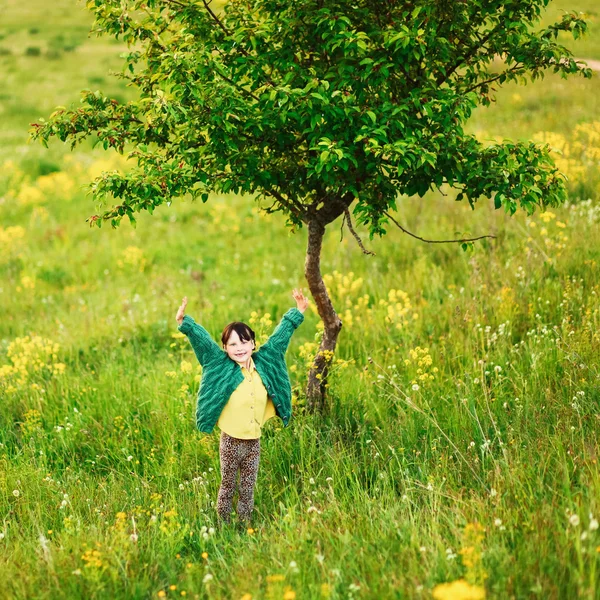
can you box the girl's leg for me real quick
[216,432,242,523]
[237,437,261,524]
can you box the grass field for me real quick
[1,1,600,599]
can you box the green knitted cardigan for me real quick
[177,307,305,433]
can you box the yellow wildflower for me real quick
[432,579,486,600]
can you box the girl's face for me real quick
[224,330,255,364]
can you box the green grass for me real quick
[1,1,600,599]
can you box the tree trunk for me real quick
[304,218,343,414]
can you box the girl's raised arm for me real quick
[176,297,222,367]
[260,289,307,355]
[176,296,188,326]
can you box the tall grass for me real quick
[1,1,600,599]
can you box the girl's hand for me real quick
[292,288,309,313]
[176,296,188,325]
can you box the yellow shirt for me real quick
[217,357,276,439]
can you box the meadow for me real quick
[1,1,600,598]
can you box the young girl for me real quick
[175,289,308,526]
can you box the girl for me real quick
[175,289,309,526]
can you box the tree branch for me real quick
[462,62,524,95]
[383,211,496,244]
[264,188,307,221]
[344,208,376,255]
[436,26,499,87]
[211,64,260,101]
[201,0,231,37]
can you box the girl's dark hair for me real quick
[221,322,256,348]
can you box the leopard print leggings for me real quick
[216,431,261,524]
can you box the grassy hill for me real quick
[0,2,599,598]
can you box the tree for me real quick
[31,0,591,413]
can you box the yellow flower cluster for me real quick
[460,522,487,586]
[19,275,36,290]
[322,270,418,333]
[532,131,586,185]
[0,159,26,192]
[432,579,485,600]
[248,310,273,344]
[17,184,45,206]
[63,516,77,534]
[533,122,600,190]
[20,409,43,437]
[159,509,182,535]
[14,169,76,207]
[86,154,132,180]
[338,293,371,328]
[381,289,416,330]
[113,511,128,533]
[36,171,75,199]
[404,346,438,386]
[117,246,148,272]
[298,340,318,368]
[323,270,364,298]
[0,225,26,257]
[322,271,365,329]
[82,544,105,569]
[296,341,355,379]
[526,210,569,260]
[0,335,65,393]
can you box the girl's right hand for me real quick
[176,296,188,325]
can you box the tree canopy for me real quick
[32,0,591,236]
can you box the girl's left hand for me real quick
[292,288,309,313]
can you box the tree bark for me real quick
[304,218,343,414]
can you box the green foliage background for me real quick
[0,1,599,598]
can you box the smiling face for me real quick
[223,329,256,365]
